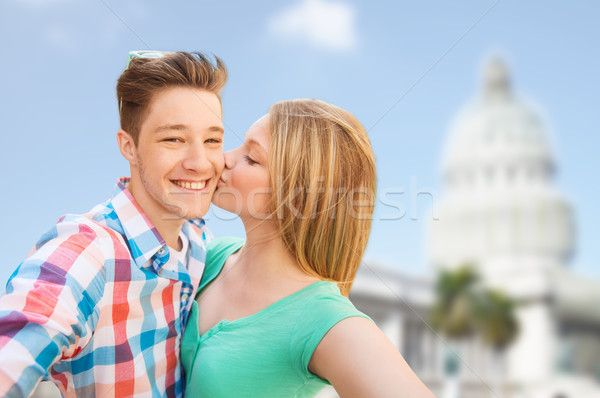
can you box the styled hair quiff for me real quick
[116,51,227,144]
[267,99,376,297]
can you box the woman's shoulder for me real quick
[198,237,245,292]
[299,282,371,324]
[205,237,244,267]
[206,236,245,256]
[289,282,373,378]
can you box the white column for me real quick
[380,312,404,352]
[507,302,557,389]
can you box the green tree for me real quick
[430,265,519,397]
[475,289,518,350]
[430,265,479,339]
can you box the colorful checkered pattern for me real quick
[0,178,209,397]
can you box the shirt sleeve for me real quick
[289,292,373,380]
[0,219,107,398]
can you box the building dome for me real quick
[442,59,555,193]
[431,58,574,277]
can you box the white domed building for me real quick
[317,58,600,398]
[429,58,600,397]
[432,58,574,291]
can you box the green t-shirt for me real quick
[181,237,372,397]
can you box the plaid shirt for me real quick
[0,178,208,398]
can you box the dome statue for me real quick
[431,58,575,292]
[442,58,555,193]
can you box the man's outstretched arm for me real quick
[0,220,106,398]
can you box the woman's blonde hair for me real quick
[267,99,376,296]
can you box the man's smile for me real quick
[171,179,209,191]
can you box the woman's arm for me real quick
[308,317,435,398]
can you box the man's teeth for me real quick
[174,180,206,190]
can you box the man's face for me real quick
[128,87,225,222]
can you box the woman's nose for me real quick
[223,150,234,169]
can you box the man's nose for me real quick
[182,144,212,172]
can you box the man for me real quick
[0,51,227,397]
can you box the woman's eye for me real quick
[244,154,258,165]
[206,138,222,144]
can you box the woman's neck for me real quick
[236,218,315,284]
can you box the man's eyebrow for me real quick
[154,123,188,133]
[209,126,225,135]
[154,124,224,134]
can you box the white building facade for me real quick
[320,59,600,398]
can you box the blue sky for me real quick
[1,0,598,291]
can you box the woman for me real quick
[181,99,434,397]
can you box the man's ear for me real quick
[117,129,137,164]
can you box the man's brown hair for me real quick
[116,51,227,144]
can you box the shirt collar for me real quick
[110,177,166,269]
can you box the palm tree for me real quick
[430,265,479,339]
[430,265,479,398]
[430,265,518,398]
[474,289,519,397]
[475,290,518,350]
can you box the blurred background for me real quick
[1,1,598,397]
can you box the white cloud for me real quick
[267,0,358,52]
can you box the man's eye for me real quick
[163,138,183,143]
[206,138,222,144]
[244,155,258,165]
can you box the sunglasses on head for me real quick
[125,50,169,69]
